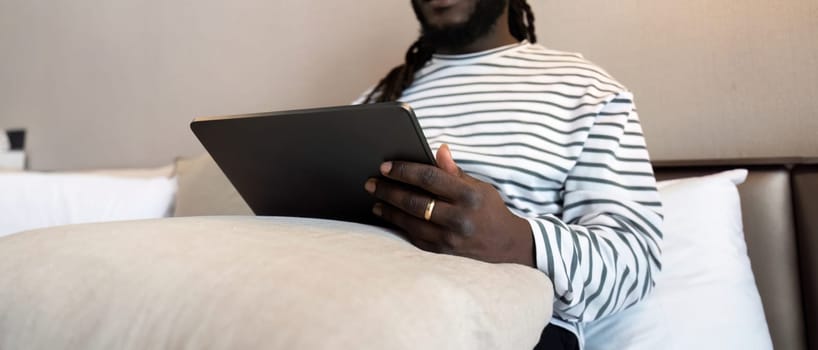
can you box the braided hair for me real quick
[364,0,537,103]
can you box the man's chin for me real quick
[423,23,482,47]
[415,0,507,51]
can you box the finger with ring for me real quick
[424,199,436,221]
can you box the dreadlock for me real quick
[364,0,537,103]
[509,0,537,44]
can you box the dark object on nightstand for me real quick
[6,129,25,151]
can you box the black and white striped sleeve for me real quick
[523,92,663,323]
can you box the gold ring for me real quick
[424,199,436,221]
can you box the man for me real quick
[357,0,663,348]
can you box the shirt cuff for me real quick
[524,217,549,273]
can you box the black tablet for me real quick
[191,102,436,226]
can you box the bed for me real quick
[0,156,816,349]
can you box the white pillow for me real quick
[584,169,773,350]
[0,172,177,237]
[0,131,9,151]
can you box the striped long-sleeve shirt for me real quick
[357,41,663,344]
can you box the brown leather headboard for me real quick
[793,165,818,350]
[653,159,818,350]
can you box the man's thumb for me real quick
[436,144,460,176]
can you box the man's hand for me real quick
[364,144,535,267]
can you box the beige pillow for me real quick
[0,216,553,350]
[173,153,252,216]
[77,164,175,178]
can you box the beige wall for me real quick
[1,0,816,170]
[0,0,419,170]
[538,0,818,161]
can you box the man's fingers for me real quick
[373,202,450,248]
[366,178,458,223]
[380,161,471,202]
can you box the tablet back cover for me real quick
[191,102,434,226]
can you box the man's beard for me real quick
[412,0,508,51]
